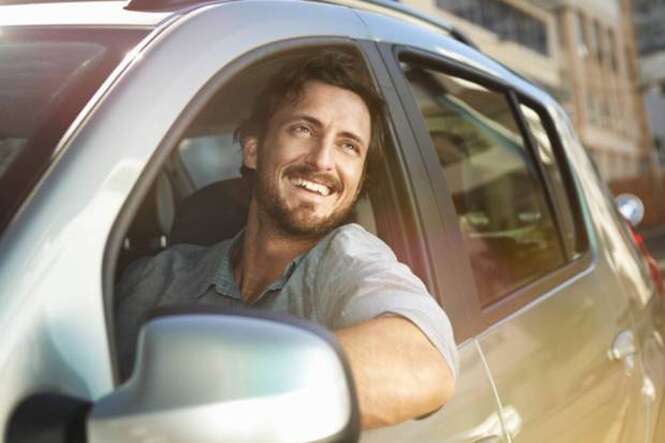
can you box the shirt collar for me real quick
[210,229,308,302]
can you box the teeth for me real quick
[292,177,331,196]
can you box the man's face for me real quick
[243,80,371,237]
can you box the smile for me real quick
[290,177,332,196]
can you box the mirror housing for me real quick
[615,193,645,227]
[89,308,359,443]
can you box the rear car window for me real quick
[519,102,587,259]
[0,27,148,232]
[401,62,567,308]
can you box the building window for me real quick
[574,12,588,57]
[634,0,665,56]
[587,93,597,124]
[608,29,619,71]
[557,14,567,48]
[593,21,603,63]
[599,96,610,127]
[437,0,549,55]
[588,19,598,60]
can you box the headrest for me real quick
[169,178,251,246]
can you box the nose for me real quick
[305,134,335,171]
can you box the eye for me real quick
[290,124,312,136]
[340,141,360,155]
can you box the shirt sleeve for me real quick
[113,241,229,379]
[320,225,460,381]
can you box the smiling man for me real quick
[116,50,458,429]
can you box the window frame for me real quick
[516,93,590,259]
[369,41,483,341]
[380,43,593,328]
[106,36,460,377]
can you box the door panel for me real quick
[0,4,374,435]
[477,266,645,442]
[553,110,663,441]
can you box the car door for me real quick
[375,32,650,442]
[0,1,373,437]
[0,21,154,437]
[356,42,506,443]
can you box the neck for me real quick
[234,199,320,304]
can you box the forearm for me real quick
[335,316,455,429]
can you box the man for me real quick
[116,50,458,429]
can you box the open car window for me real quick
[117,46,380,277]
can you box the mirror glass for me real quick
[615,193,645,227]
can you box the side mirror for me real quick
[88,308,359,443]
[615,193,645,227]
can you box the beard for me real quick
[254,162,360,238]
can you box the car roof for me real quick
[0,1,172,27]
[0,0,475,48]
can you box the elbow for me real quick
[423,358,456,413]
[435,364,456,408]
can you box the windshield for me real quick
[0,27,148,232]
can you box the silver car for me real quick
[1,0,664,442]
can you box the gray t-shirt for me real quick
[115,223,459,380]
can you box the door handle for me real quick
[501,405,522,440]
[608,330,636,361]
[450,409,502,442]
[472,437,501,443]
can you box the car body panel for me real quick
[551,109,665,441]
[0,0,369,436]
[476,265,647,442]
[474,101,662,442]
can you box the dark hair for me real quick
[235,49,386,194]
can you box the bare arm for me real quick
[335,316,455,430]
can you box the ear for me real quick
[241,136,259,170]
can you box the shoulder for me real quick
[127,243,208,278]
[322,223,396,263]
[116,240,229,297]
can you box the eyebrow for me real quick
[292,114,368,148]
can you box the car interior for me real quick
[115,46,379,279]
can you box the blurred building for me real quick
[400,0,664,225]
[633,0,665,167]
[403,0,564,100]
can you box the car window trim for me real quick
[481,254,593,324]
[515,93,590,258]
[505,89,569,256]
[358,40,448,297]
[382,43,594,329]
[376,42,487,340]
